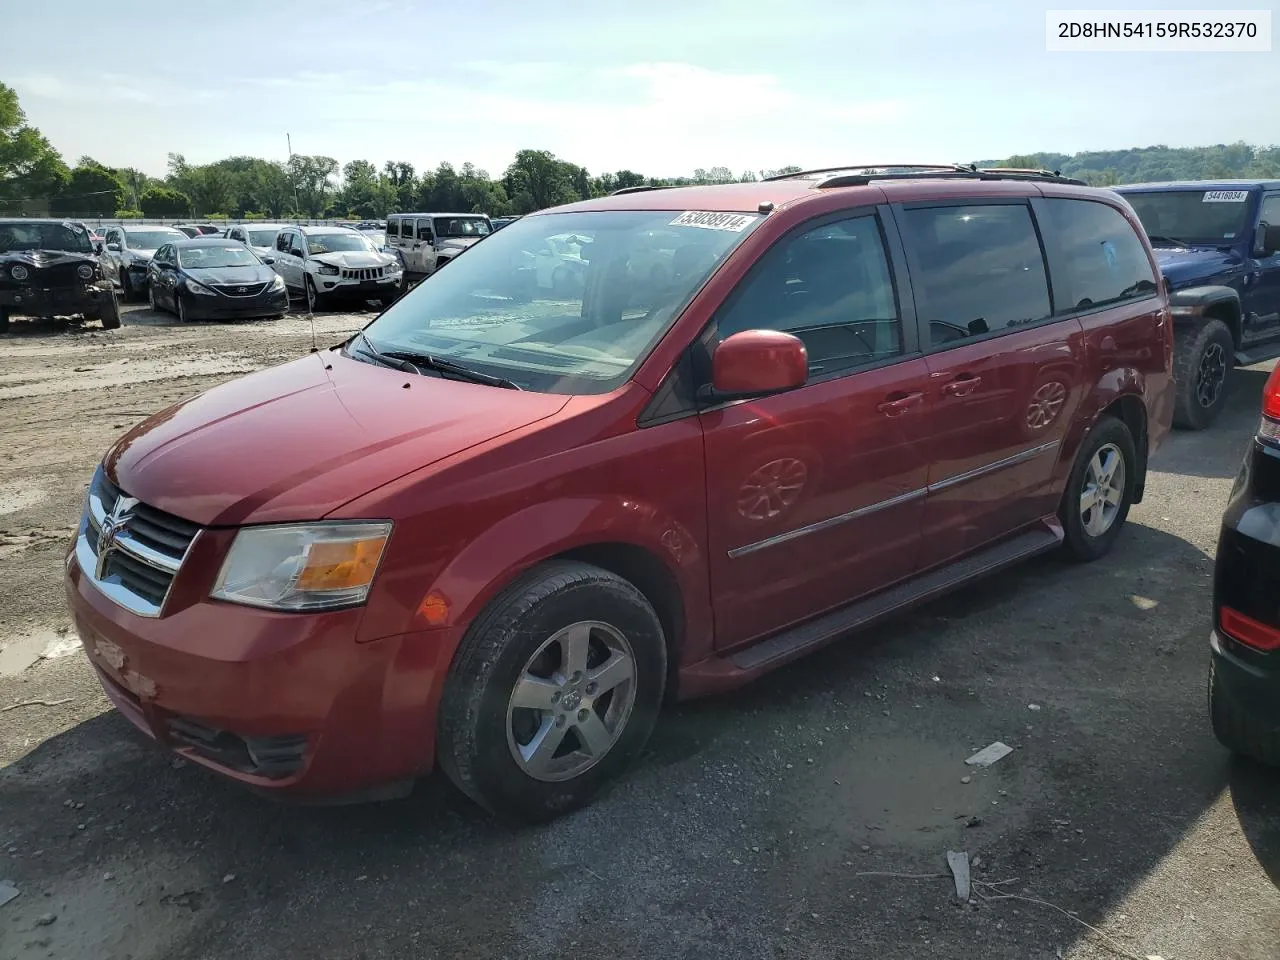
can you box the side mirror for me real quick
[94,242,104,254]
[106,243,120,252]
[708,330,808,400]
[261,256,275,265]
[1258,223,1280,257]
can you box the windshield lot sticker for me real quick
[1203,191,1249,203]
[670,211,759,232]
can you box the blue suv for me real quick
[1114,181,1280,429]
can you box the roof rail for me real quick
[812,167,1087,189]
[763,164,969,182]
[610,185,670,196]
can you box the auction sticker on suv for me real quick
[1204,190,1250,202]
[669,211,759,231]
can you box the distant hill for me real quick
[976,142,1280,186]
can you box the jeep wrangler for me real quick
[0,219,121,333]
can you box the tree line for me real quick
[3,82,1279,222]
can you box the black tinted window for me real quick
[716,215,901,374]
[276,231,290,252]
[417,219,434,240]
[1040,199,1157,310]
[901,204,1051,346]
[1261,195,1280,227]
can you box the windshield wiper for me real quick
[350,332,522,389]
[1147,233,1193,247]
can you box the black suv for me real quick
[1114,180,1280,430]
[0,219,120,333]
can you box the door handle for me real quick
[877,391,924,416]
[942,374,982,397]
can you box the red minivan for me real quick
[66,166,1175,821]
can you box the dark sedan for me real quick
[1211,363,1280,765]
[146,238,289,322]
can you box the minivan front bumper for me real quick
[65,548,448,801]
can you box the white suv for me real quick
[270,226,403,311]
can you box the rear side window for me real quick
[716,214,902,375]
[900,203,1052,347]
[1039,198,1158,311]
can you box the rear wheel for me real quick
[1173,317,1233,430]
[97,293,121,330]
[1059,415,1136,562]
[437,561,667,823]
[1210,661,1280,765]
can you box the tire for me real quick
[176,293,189,324]
[437,561,667,823]
[97,293,121,330]
[1209,660,1280,765]
[305,276,325,313]
[379,294,398,309]
[147,281,164,315]
[1059,415,1137,562]
[0,308,9,334]
[1172,317,1233,430]
[120,270,135,303]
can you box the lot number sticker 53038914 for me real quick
[670,211,760,232]
[1203,190,1249,203]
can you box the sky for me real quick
[4,0,1278,180]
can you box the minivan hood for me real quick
[1153,247,1236,287]
[104,352,569,526]
[312,250,390,269]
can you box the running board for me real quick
[727,522,1063,673]
[1235,341,1280,366]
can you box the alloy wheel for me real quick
[1196,342,1227,408]
[505,620,637,783]
[1079,443,1126,538]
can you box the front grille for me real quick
[75,468,201,617]
[167,716,308,779]
[210,282,269,297]
[341,266,385,281]
[2,262,85,287]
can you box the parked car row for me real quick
[68,165,1192,822]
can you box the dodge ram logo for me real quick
[95,496,139,581]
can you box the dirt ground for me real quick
[1,304,1278,960]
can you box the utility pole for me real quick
[287,133,302,220]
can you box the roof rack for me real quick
[763,163,1086,188]
[763,164,969,182]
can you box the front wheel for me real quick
[1059,415,1137,562]
[176,293,189,324]
[1172,317,1233,430]
[0,308,9,333]
[305,276,325,313]
[437,561,667,823]
[97,292,121,330]
[120,270,136,303]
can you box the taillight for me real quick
[1221,606,1280,652]
[1258,365,1280,443]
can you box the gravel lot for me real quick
[1,304,1278,960]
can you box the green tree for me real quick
[52,162,124,216]
[0,82,69,212]
[503,149,580,214]
[139,185,192,218]
[287,154,338,216]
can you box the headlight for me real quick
[315,263,340,276]
[269,274,286,291]
[211,522,391,611]
[384,258,402,273]
[10,265,28,280]
[77,264,94,280]
[186,278,217,296]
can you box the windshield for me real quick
[178,245,261,269]
[359,208,762,394]
[306,232,374,255]
[1120,189,1253,246]
[247,229,281,246]
[0,221,93,254]
[434,216,491,239]
[124,229,181,250]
